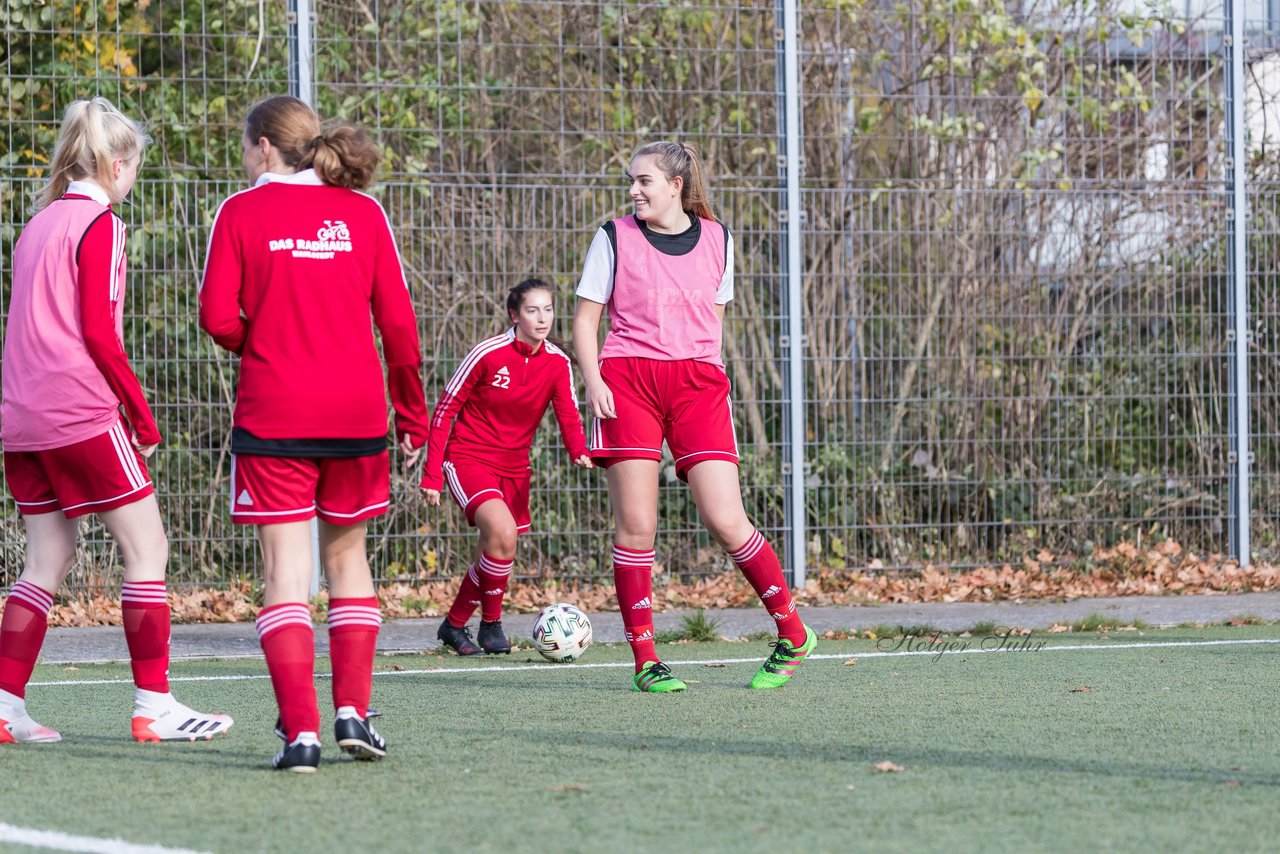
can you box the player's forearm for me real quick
[572,307,604,386]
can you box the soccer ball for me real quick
[532,603,592,663]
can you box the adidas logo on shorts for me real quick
[631,597,652,609]
[236,489,254,506]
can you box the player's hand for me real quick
[422,488,441,506]
[132,433,158,458]
[574,454,594,468]
[399,433,424,468]
[585,380,616,419]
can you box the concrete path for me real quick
[37,590,1280,664]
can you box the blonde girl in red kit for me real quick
[573,142,816,693]
[420,279,592,656]
[0,98,233,743]
[200,96,430,772]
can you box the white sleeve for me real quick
[575,227,615,304]
[715,229,734,304]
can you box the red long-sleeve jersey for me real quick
[199,170,429,445]
[420,329,588,491]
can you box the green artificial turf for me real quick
[2,626,1278,853]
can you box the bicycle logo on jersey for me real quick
[317,220,351,241]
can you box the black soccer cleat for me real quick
[334,706,386,761]
[272,731,321,773]
[437,621,483,656]
[478,620,512,654]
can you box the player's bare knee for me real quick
[614,516,657,549]
[22,551,74,589]
[700,512,752,552]
[490,530,518,558]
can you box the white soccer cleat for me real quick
[0,689,61,744]
[131,690,234,742]
[0,712,62,744]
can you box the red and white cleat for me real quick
[0,689,61,744]
[131,690,233,742]
[0,713,62,744]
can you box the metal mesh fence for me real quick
[1,0,1276,591]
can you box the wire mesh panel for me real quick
[1244,10,1280,558]
[1,1,292,588]
[799,0,1242,571]
[0,0,1272,592]
[307,1,790,585]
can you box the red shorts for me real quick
[3,420,153,518]
[442,460,531,533]
[590,357,739,481]
[229,453,390,526]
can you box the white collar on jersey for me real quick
[254,168,325,188]
[66,180,111,205]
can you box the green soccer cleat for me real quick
[750,624,818,689]
[632,660,687,693]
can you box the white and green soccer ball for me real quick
[532,603,592,663]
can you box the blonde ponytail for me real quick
[35,97,150,212]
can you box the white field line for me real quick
[28,637,1280,688]
[0,822,209,854]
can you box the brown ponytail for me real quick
[244,96,380,190]
[309,125,380,190]
[631,140,715,221]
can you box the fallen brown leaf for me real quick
[844,658,858,666]
[14,539,1280,628]
[1070,685,1092,693]
[874,761,906,773]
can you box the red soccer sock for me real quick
[122,580,170,692]
[477,553,514,623]
[614,545,656,672]
[446,564,482,627]
[729,529,807,647]
[327,597,381,718]
[0,580,55,698]
[256,603,318,741]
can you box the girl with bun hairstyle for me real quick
[200,96,430,772]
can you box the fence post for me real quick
[289,0,322,596]
[778,0,807,586]
[288,0,314,107]
[1224,0,1252,567]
